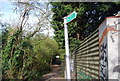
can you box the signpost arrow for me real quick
[63,11,77,81]
[66,11,77,23]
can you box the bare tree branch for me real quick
[12,0,52,39]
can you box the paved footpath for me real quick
[41,65,64,81]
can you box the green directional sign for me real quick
[66,11,77,23]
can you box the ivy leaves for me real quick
[2,27,61,80]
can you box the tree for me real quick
[50,2,120,51]
[2,31,60,80]
[1,0,56,80]
[11,0,52,38]
[31,34,60,66]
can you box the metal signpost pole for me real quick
[63,11,77,81]
[64,17,71,81]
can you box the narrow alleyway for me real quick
[41,65,64,81]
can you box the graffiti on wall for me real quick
[100,42,108,81]
[109,22,120,43]
[113,65,120,73]
[109,22,120,75]
[99,17,120,80]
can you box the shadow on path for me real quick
[41,65,64,81]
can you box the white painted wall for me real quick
[107,18,119,80]
[99,16,120,81]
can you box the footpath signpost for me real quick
[63,11,77,80]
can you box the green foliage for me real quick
[1,23,10,48]
[2,27,61,80]
[50,2,120,52]
[32,35,60,62]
